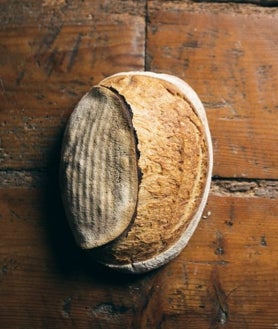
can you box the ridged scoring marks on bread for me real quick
[60,86,139,249]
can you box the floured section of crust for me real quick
[90,73,210,269]
[60,86,139,249]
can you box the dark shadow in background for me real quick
[43,129,153,286]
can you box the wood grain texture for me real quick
[0,0,278,328]
[0,0,145,169]
[0,179,278,328]
[147,1,278,179]
[1,0,277,177]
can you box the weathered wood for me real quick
[1,1,278,328]
[147,1,278,179]
[0,1,145,169]
[1,1,277,178]
[0,179,278,328]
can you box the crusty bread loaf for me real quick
[60,71,213,274]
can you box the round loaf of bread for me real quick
[60,71,213,274]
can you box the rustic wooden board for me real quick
[0,0,145,169]
[1,1,277,179]
[0,177,278,328]
[147,1,278,179]
[1,1,278,328]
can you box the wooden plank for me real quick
[147,1,278,179]
[0,0,145,169]
[0,176,278,328]
[1,2,278,329]
[0,1,146,26]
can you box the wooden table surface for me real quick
[1,1,278,328]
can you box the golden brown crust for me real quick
[91,74,208,264]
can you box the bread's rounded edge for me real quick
[98,173,212,274]
[98,71,213,274]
